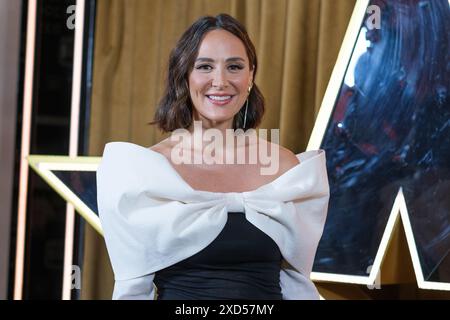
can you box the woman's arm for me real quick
[280,260,320,300]
[112,274,156,300]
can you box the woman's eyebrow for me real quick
[195,57,246,63]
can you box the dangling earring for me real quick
[243,85,252,129]
[243,99,248,129]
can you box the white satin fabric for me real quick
[97,141,330,300]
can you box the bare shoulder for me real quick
[257,137,300,175]
[148,137,172,158]
[277,144,300,173]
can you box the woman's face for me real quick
[188,29,254,130]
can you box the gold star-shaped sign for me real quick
[306,0,450,292]
[27,155,103,235]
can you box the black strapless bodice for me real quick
[154,212,282,300]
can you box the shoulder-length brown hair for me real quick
[150,13,265,132]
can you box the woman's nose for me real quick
[211,68,229,88]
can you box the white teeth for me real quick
[208,95,231,101]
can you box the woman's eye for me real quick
[196,64,212,70]
[194,64,244,71]
[229,64,244,71]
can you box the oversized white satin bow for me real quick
[97,142,329,286]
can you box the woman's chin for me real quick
[195,114,236,127]
[197,110,238,122]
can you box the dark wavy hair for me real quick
[150,13,265,132]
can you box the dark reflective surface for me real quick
[16,0,76,299]
[315,0,450,283]
[53,171,98,215]
[12,0,97,299]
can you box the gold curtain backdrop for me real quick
[83,0,356,299]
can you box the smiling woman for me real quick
[189,29,254,127]
[150,13,265,132]
[97,13,330,301]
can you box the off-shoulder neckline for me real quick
[104,141,325,195]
